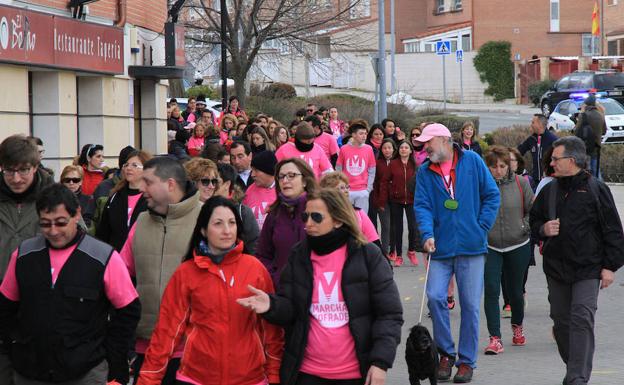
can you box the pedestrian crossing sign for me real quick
[436,41,451,56]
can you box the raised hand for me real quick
[236,285,271,314]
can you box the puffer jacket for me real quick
[488,173,534,249]
[0,169,53,279]
[137,242,282,385]
[263,238,403,385]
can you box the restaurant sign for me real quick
[0,4,124,74]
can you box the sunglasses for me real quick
[306,109,314,112]
[301,211,324,224]
[62,177,82,184]
[39,220,70,229]
[199,178,219,187]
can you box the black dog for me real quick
[405,324,439,385]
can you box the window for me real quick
[608,40,618,55]
[461,34,471,51]
[607,0,617,5]
[404,42,418,53]
[350,0,371,19]
[436,0,445,13]
[453,0,462,10]
[550,0,560,32]
[582,34,600,56]
[555,76,570,90]
[558,101,570,116]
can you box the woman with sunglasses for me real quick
[60,165,93,227]
[95,150,152,251]
[184,157,220,203]
[76,144,107,196]
[255,158,317,289]
[238,188,403,385]
[411,125,429,166]
[215,163,260,255]
[137,196,282,385]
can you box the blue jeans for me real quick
[589,155,601,179]
[426,255,485,368]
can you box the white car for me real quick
[167,97,223,121]
[547,97,624,144]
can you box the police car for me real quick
[547,94,624,144]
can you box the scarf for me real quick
[0,171,39,203]
[295,139,314,152]
[370,138,382,150]
[251,143,267,154]
[196,239,236,265]
[307,226,350,256]
[278,192,307,208]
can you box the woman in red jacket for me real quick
[77,143,106,196]
[137,196,283,385]
[379,140,419,267]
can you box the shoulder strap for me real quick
[587,177,608,232]
[515,175,524,217]
[548,179,558,220]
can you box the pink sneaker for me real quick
[484,336,504,355]
[388,251,397,262]
[407,251,419,265]
[394,256,403,267]
[512,324,526,346]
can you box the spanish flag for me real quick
[592,1,600,36]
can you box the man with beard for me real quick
[413,123,500,383]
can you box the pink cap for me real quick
[414,123,451,143]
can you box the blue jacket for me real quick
[414,147,500,260]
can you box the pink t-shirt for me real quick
[300,245,361,380]
[336,143,376,191]
[275,142,333,179]
[127,194,142,227]
[187,136,205,157]
[355,209,379,243]
[314,133,340,161]
[242,183,277,229]
[1,245,138,310]
[440,159,454,198]
[329,120,344,139]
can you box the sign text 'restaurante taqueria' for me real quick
[54,29,121,63]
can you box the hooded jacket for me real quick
[95,186,148,251]
[0,168,53,279]
[488,173,534,249]
[137,242,282,385]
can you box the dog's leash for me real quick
[418,253,432,325]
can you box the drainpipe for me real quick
[115,0,127,27]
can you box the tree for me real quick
[181,0,365,105]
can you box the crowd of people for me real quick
[0,93,621,385]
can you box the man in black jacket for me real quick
[0,184,140,385]
[518,114,558,183]
[530,136,624,385]
[574,95,607,178]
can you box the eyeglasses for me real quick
[62,177,82,184]
[3,167,33,177]
[277,172,302,181]
[301,211,324,224]
[338,184,350,192]
[199,178,219,187]
[551,156,572,162]
[122,162,144,170]
[39,220,70,229]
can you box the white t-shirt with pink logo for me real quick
[300,245,361,380]
[242,183,277,229]
[336,143,376,191]
[275,142,333,179]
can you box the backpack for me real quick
[574,113,596,154]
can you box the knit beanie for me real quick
[251,150,277,176]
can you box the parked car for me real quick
[540,71,624,117]
[167,97,223,120]
[547,97,624,144]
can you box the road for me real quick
[452,111,536,134]
[385,184,624,385]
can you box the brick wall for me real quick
[23,0,167,33]
[425,0,472,29]
[388,0,426,53]
[473,0,593,60]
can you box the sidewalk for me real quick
[293,85,540,114]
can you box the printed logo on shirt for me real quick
[310,271,349,328]
[300,154,315,170]
[251,202,269,228]
[346,155,366,176]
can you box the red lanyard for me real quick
[440,169,454,199]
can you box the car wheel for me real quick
[541,102,552,117]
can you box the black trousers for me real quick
[296,372,364,385]
[133,354,180,385]
[390,202,418,255]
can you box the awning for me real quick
[128,66,185,80]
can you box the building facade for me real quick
[604,0,624,55]
[0,0,172,176]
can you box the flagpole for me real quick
[600,0,604,55]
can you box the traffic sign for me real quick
[436,41,451,55]
[456,49,464,63]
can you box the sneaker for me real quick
[407,250,419,265]
[501,304,511,318]
[512,324,526,346]
[447,296,456,310]
[453,364,473,383]
[395,256,403,267]
[437,355,455,382]
[484,336,504,355]
[388,251,397,262]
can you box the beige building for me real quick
[0,0,175,177]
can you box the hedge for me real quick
[473,41,514,101]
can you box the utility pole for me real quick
[377,0,387,120]
[390,0,396,95]
[220,0,228,107]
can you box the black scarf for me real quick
[307,226,350,256]
[0,171,39,203]
[251,143,266,154]
[295,139,314,152]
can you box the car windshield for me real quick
[601,99,624,115]
[594,73,624,89]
